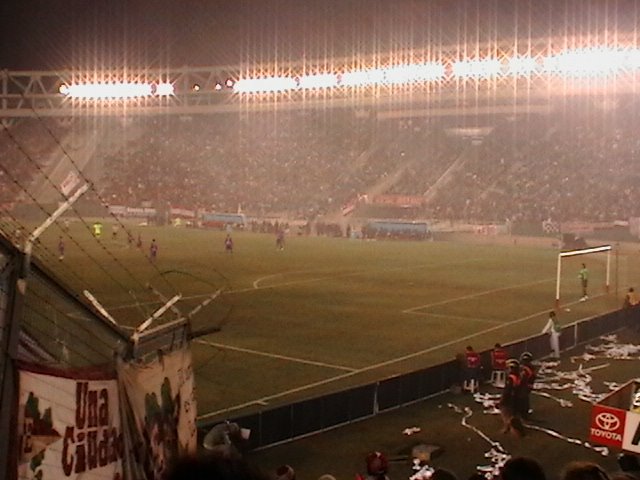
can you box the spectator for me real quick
[431,469,459,480]
[167,454,269,480]
[500,456,546,480]
[561,462,610,480]
[362,451,390,480]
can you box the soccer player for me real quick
[149,238,158,262]
[276,230,285,250]
[224,234,233,254]
[579,263,589,301]
[92,221,103,239]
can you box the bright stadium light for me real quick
[233,76,298,93]
[154,82,174,96]
[508,57,538,76]
[453,59,501,78]
[625,49,640,70]
[383,63,445,84]
[62,82,153,99]
[341,68,386,87]
[544,48,626,77]
[58,84,69,95]
[297,72,338,89]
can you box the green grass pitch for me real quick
[30,223,638,421]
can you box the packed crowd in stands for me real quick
[102,110,373,218]
[0,119,72,204]
[2,97,640,225]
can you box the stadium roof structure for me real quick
[2,36,640,120]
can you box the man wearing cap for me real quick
[499,359,525,437]
[518,352,536,419]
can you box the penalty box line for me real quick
[195,339,357,373]
[197,293,604,422]
[402,277,554,314]
[407,312,502,325]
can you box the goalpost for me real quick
[555,245,612,309]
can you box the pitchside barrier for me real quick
[215,308,639,451]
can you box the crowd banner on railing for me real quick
[16,363,122,480]
[118,347,197,480]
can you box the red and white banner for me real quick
[60,171,80,197]
[590,406,640,453]
[17,365,122,480]
[169,208,196,219]
[118,347,197,480]
[589,404,626,448]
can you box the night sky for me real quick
[0,0,637,72]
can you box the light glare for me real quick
[155,82,174,96]
[234,77,297,93]
[297,73,338,89]
[544,48,627,77]
[63,82,153,99]
[453,59,501,78]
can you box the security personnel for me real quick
[519,352,536,419]
[499,359,525,437]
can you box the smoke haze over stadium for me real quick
[1,0,638,71]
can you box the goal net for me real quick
[555,245,612,308]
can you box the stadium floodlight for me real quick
[383,63,445,84]
[544,48,626,77]
[452,59,502,78]
[625,49,640,70]
[233,76,297,93]
[341,68,386,87]
[62,82,153,99]
[154,82,174,96]
[297,72,338,90]
[508,57,538,76]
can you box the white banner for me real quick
[17,367,122,480]
[118,348,197,480]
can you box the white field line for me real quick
[197,293,604,421]
[407,311,502,324]
[195,339,356,372]
[108,257,487,312]
[402,277,554,314]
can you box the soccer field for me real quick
[30,224,637,421]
